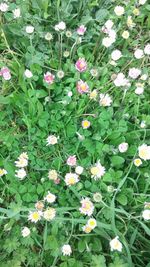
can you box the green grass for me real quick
[0,0,150,266]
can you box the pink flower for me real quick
[0,67,11,80]
[77,80,89,94]
[67,155,77,166]
[77,25,86,35]
[75,58,87,72]
[44,72,55,84]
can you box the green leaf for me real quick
[116,193,128,206]
[91,255,106,267]
[109,257,129,267]
[111,156,125,166]
[96,9,109,21]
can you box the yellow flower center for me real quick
[114,240,120,249]
[80,84,86,91]
[89,220,95,227]
[32,212,40,220]
[69,177,76,185]
[0,169,4,175]
[134,159,141,166]
[83,121,90,128]
[84,226,92,233]
[91,167,99,175]
[139,149,147,158]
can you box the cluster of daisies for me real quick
[15,152,29,180]
[1,0,150,259]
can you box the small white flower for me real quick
[48,170,58,181]
[24,69,33,78]
[140,121,146,128]
[99,93,112,107]
[26,25,34,34]
[140,74,148,80]
[110,236,123,252]
[63,51,70,57]
[12,8,21,18]
[134,49,144,59]
[134,158,142,167]
[139,0,147,5]
[75,166,84,175]
[102,37,114,48]
[61,244,72,256]
[93,192,102,202]
[44,191,56,203]
[108,29,116,41]
[45,32,53,41]
[79,198,94,216]
[144,44,150,55]
[67,91,73,97]
[104,20,114,29]
[128,68,141,79]
[65,173,79,186]
[87,218,97,229]
[138,144,150,160]
[122,31,129,39]
[90,161,106,180]
[15,158,28,168]
[114,73,129,87]
[57,70,64,79]
[111,50,122,61]
[15,168,27,180]
[46,135,58,146]
[43,208,56,221]
[66,31,72,38]
[0,3,8,12]
[19,152,28,160]
[21,227,30,237]
[142,210,150,220]
[135,86,144,95]
[28,211,42,223]
[55,21,66,31]
[118,142,128,153]
[114,6,125,16]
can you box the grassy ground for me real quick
[0,0,150,266]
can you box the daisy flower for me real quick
[118,142,128,153]
[15,168,27,180]
[21,227,30,237]
[15,158,28,168]
[75,58,87,72]
[44,191,56,203]
[77,25,86,35]
[110,236,123,252]
[44,72,55,84]
[46,135,58,145]
[99,94,112,107]
[82,120,91,129]
[43,208,56,221]
[77,80,89,94]
[61,244,72,256]
[79,197,94,216]
[28,211,42,223]
[66,155,77,166]
[48,170,58,181]
[87,218,97,229]
[134,158,142,167]
[82,225,92,233]
[90,161,105,180]
[138,144,150,160]
[64,173,79,186]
